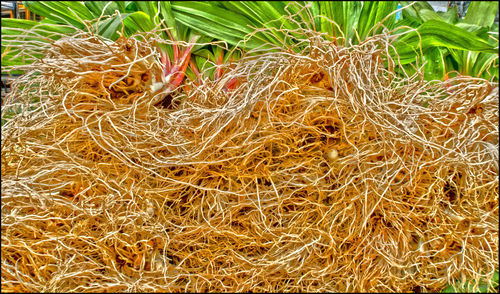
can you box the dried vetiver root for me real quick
[1,23,498,293]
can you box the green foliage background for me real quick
[2,1,498,82]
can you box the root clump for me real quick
[1,27,498,292]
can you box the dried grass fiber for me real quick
[1,25,499,293]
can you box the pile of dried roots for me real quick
[1,26,498,292]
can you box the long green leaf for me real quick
[357,1,398,41]
[464,1,499,28]
[399,1,434,20]
[2,19,76,68]
[258,1,298,31]
[158,1,177,37]
[471,52,498,79]
[173,12,260,49]
[133,1,159,24]
[1,22,76,52]
[122,11,156,35]
[96,14,129,40]
[439,6,458,24]
[23,1,94,29]
[423,47,446,80]
[171,2,271,49]
[318,1,362,44]
[418,9,443,22]
[309,1,321,32]
[217,2,286,45]
[395,19,497,64]
[84,1,124,18]
[171,2,256,35]
[319,2,335,38]
[455,23,490,39]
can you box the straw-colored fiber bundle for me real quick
[1,27,498,292]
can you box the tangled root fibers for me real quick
[1,27,498,293]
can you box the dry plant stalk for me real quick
[1,23,498,293]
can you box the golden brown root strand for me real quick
[1,16,498,293]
